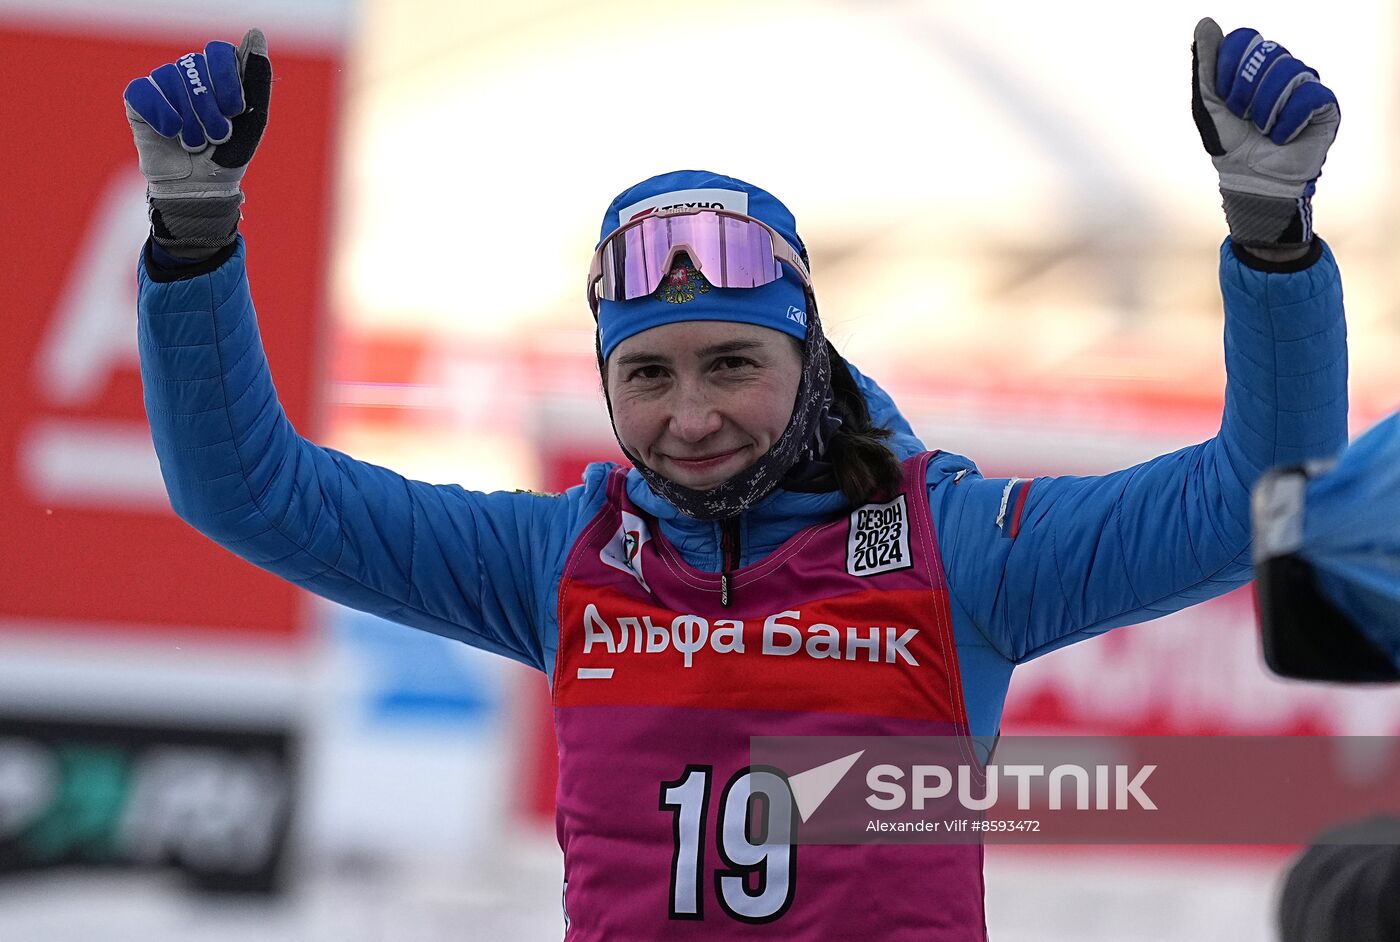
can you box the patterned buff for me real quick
[598,280,837,522]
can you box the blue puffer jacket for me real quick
[137,238,1348,739]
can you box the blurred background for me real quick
[1,0,1398,939]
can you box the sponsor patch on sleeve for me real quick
[846,494,913,577]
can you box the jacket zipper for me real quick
[719,517,741,608]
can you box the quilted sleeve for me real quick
[138,239,595,672]
[938,239,1348,662]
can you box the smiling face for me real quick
[606,321,804,491]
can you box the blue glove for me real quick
[124,29,271,259]
[1191,18,1340,247]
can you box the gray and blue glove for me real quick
[1192,17,1340,248]
[124,29,271,259]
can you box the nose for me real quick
[668,381,723,443]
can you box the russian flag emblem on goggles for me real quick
[587,207,811,316]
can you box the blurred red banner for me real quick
[0,23,341,640]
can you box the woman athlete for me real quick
[127,18,1346,939]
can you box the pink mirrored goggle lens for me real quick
[596,212,790,302]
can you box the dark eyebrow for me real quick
[696,339,765,358]
[613,339,766,370]
[613,350,669,369]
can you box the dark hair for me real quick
[825,341,903,506]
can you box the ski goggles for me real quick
[587,207,811,315]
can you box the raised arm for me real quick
[941,241,1345,662]
[128,33,596,671]
[937,19,1348,663]
[139,241,600,670]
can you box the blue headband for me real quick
[595,170,811,361]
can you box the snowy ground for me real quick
[0,840,1290,941]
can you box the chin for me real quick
[663,468,731,491]
[679,472,732,491]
